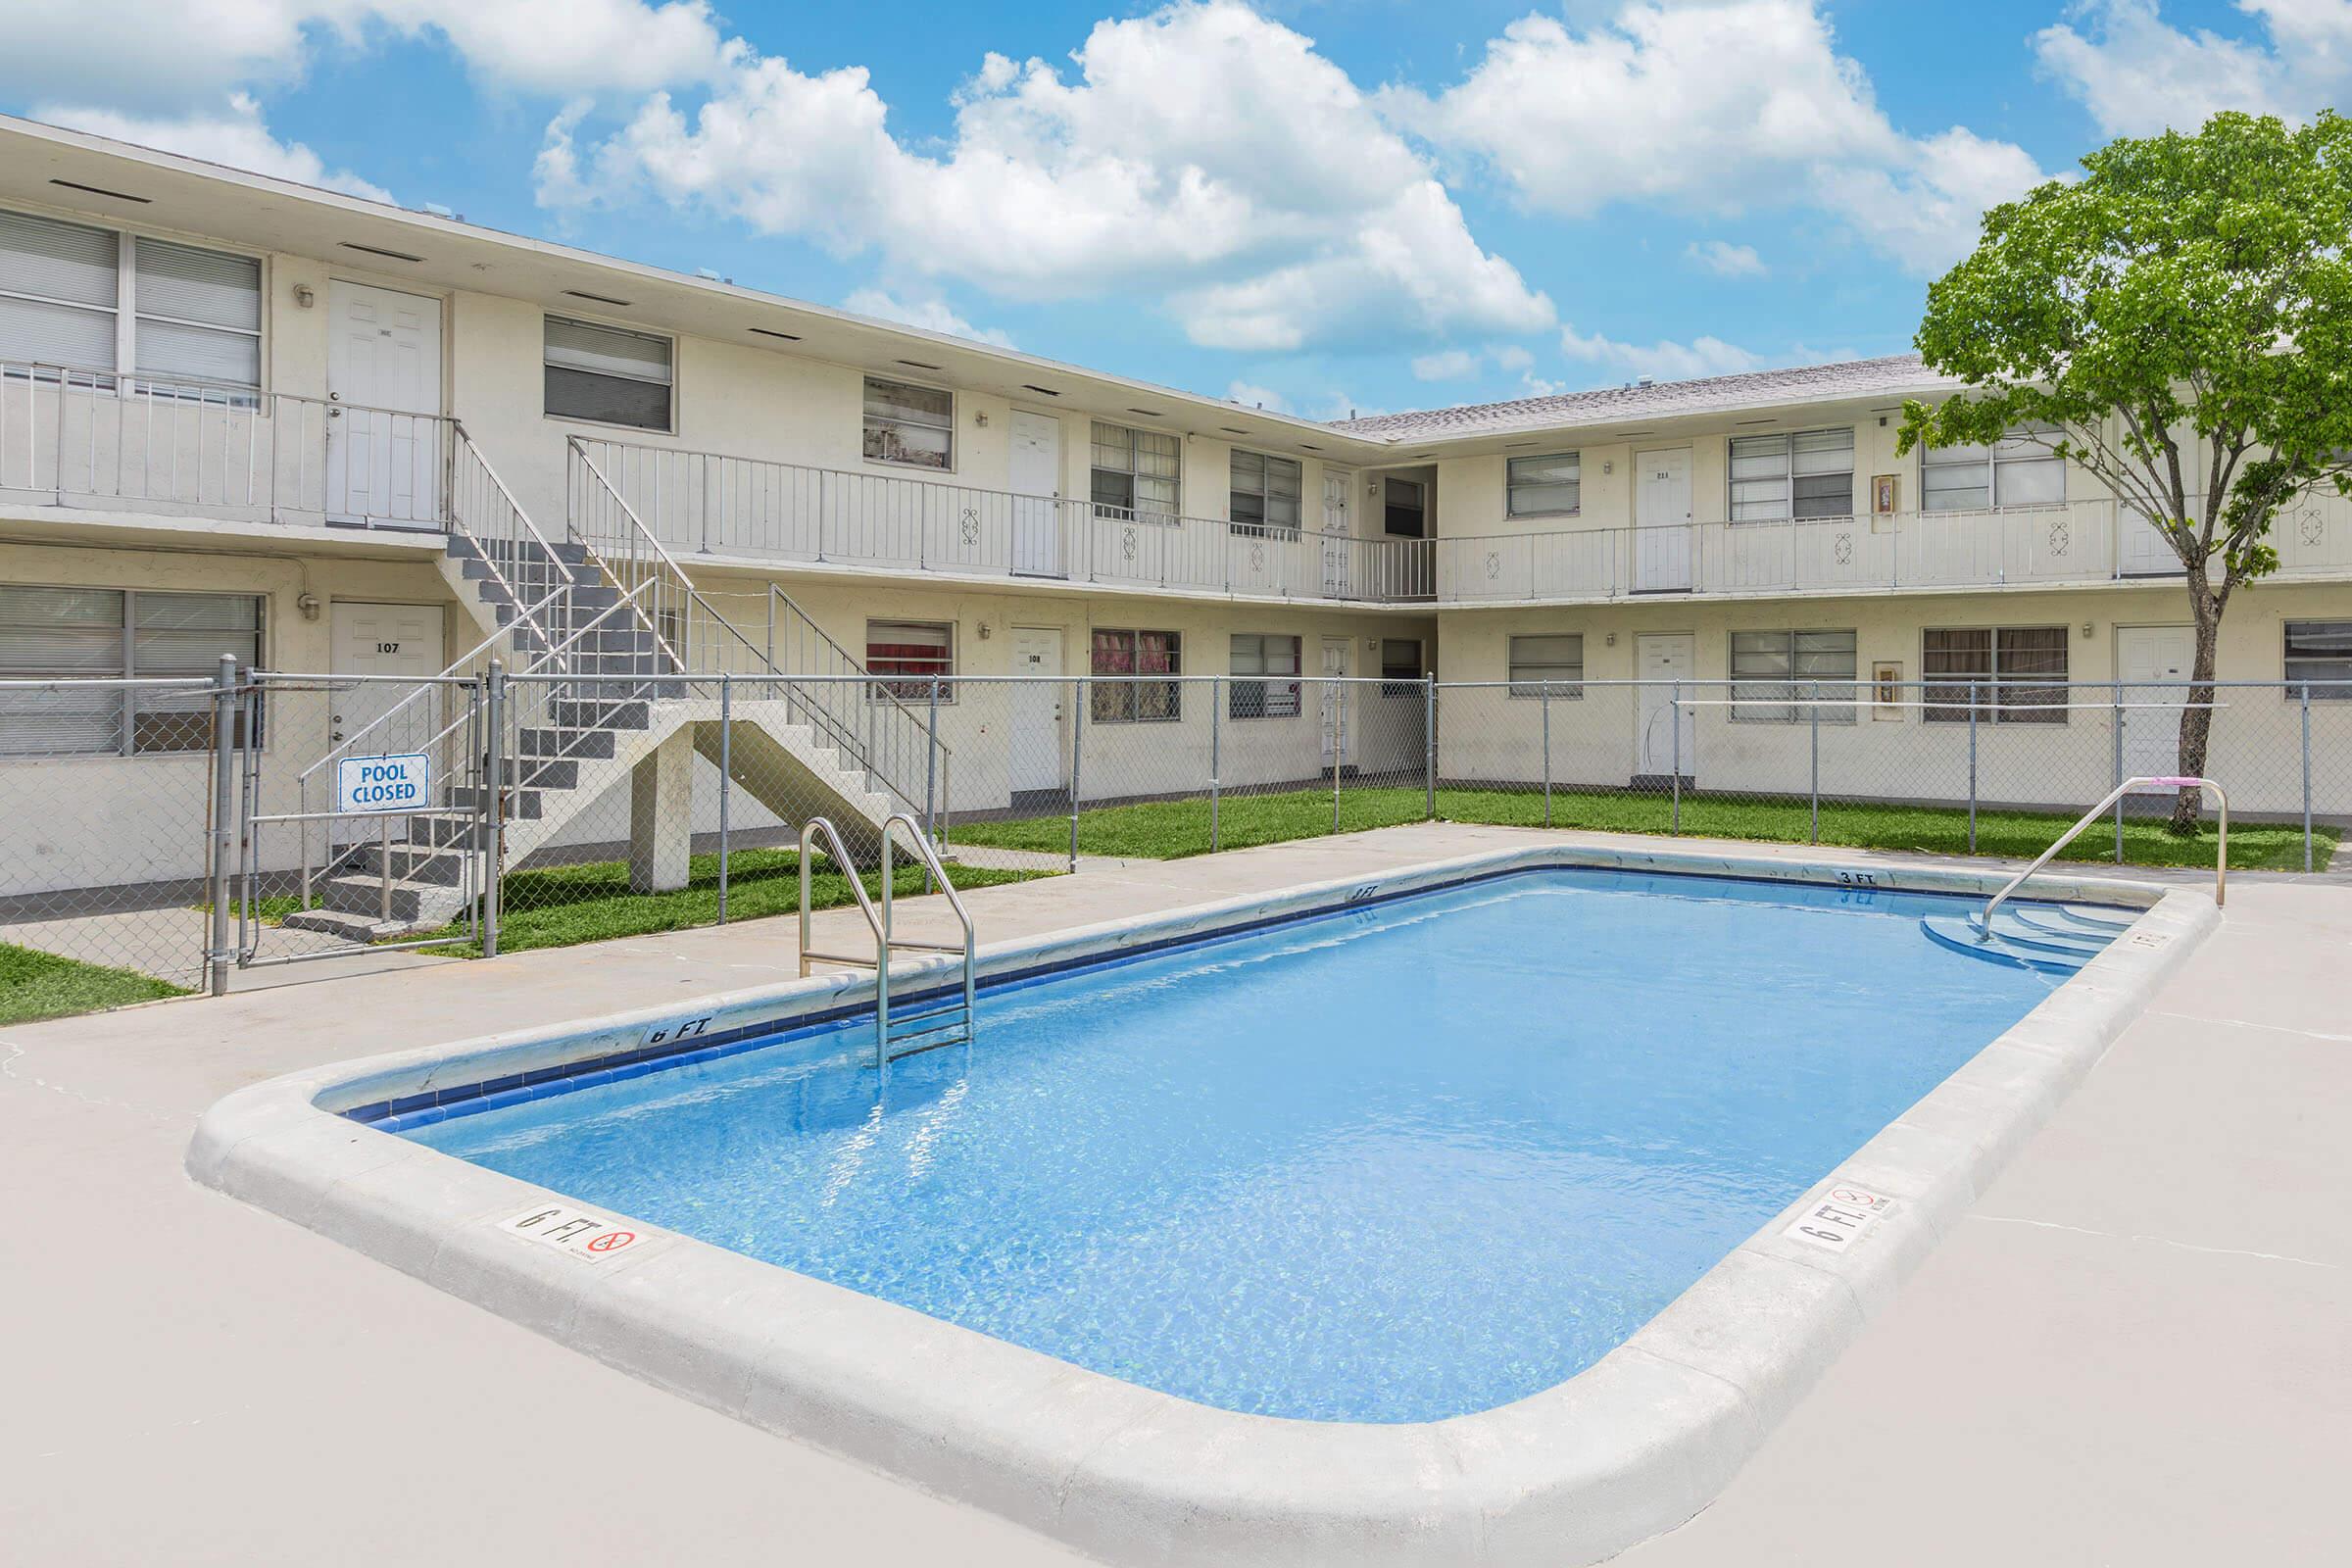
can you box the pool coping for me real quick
[186,842,2217,1567]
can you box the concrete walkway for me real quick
[5,824,2345,1565]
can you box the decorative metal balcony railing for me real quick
[570,437,1437,604]
[1435,495,2352,604]
[0,361,453,527]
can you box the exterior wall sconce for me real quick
[293,284,316,309]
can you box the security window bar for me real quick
[1090,421,1181,521]
[1506,453,1581,517]
[863,376,954,470]
[1729,428,1853,522]
[1729,629,1858,722]
[1921,425,2065,512]
[1090,629,1182,723]
[545,315,673,431]
[1380,638,1423,696]
[1229,450,1301,535]
[1923,626,2069,723]
[0,584,261,756]
[865,619,954,703]
[1229,633,1301,718]
[1507,633,1584,699]
[2284,619,2352,700]
[0,208,262,398]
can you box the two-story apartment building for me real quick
[3,113,2348,923]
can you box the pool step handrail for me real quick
[797,814,977,1072]
[1974,775,2227,938]
[880,812,978,1062]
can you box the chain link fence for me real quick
[2,667,2344,1018]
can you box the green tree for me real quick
[1899,111,2352,831]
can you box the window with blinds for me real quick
[862,376,953,469]
[1923,625,2069,723]
[0,585,261,755]
[1506,453,1581,517]
[1729,629,1858,722]
[133,238,261,392]
[1228,633,1300,717]
[1229,451,1301,534]
[0,209,263,396]
[1921,426,2065,512]
[1090,629,1182,722]
[865,619,953,702]
[545,316,673,431]
[1507,634,1583,698]
[1730,428,1854,521]
[2283,620,2352,701]
[1090,421,1180,520]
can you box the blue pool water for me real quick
[406,869,2079,1423]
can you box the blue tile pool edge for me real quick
[342,856,2140,1135]
[186,846,2216,1568]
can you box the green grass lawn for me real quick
[419,844,1050,957]
[948,784,2329,871]
[0,942,186,1024]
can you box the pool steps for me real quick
[1918,907,2116,973]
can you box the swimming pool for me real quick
[403,868,2064,1424]
[191,844,2214,1567]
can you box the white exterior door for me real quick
[325,282,443,525]
[1321,469,1354,598]
[2119,508,2181,576]
[1008,411,1063,577]
[1009,626,1064,791]
[1635,448,1693,592]
[2119,623,2194,789]
[1636,632,1696,778]
[330,602,445,750]
[1320,636,1351,767]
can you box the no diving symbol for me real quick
[586,1229,637,1254]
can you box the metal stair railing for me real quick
[567,434,943,819]
[1975,775,2228,937]
[798,813,977,1079]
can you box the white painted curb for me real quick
[188,844,2215,1566]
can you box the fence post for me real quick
[1210,675,1222,854]
[1809,679,1820,845]
[1967,679,1979,855]
[1069,675,1084,873]
[206,653,238,997]
[925,674,941,835]
[2112,680,2125,863]
[1423,672,1437,820]
[2302,681,2315,873]
[716,674,732,925]
[482,659,506,960]
[1670,681,1683,835]
[1330,679,1342,835]
[1542,680,1553,829]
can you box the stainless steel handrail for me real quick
[797,813,977,1077]
[1976,775,2228,936]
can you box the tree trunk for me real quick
[2169,576,2224,833]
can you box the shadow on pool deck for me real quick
[3,821,2347,1566]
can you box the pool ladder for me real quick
[798,814,978,1074]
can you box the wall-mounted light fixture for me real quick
[293,284,316,309]
[974,410,989,427]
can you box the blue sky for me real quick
[3,1,2341,419]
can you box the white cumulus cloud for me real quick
[2034,0,2352,136]
[541,1,1554,353]
[1686,239,1766,276]
[39,92,393,201]
[841,288,1013,349]
[1560,323,1764,380]
[1226,380,1291,413]
[1383,0,2051,275]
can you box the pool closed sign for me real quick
[335,753,430,814]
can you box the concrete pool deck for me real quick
[7,822,2349,1565]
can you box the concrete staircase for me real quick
[283,534,911,942]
